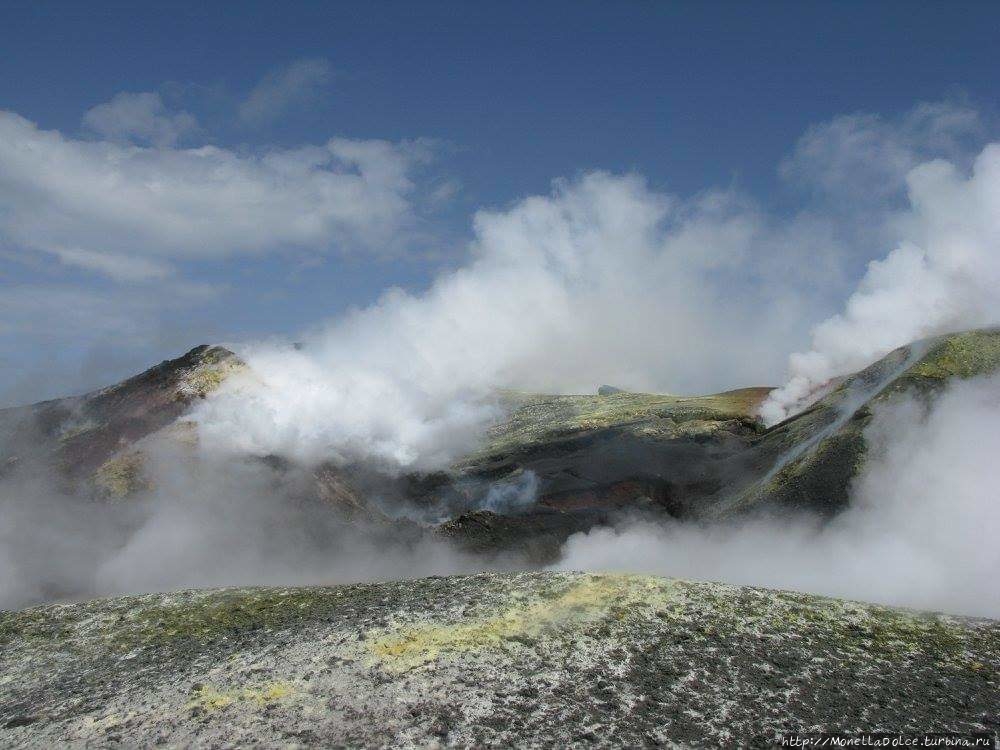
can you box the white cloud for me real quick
[781,101,982,202]
[83,91,198,147]
[0,280,216,343]
[0,111,428,281]
[238,58,333,126]
[0,285,152,342]
[53,247,174,282]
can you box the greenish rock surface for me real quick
[2,572,997,748]
[722,328,1000,519]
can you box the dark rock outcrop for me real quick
[0,345,244,497]
[436,328,1000,556]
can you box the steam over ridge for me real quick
[193,172,812,470]
[2,102,999,619]
[761,143,1000,424]
[189,103,1000,469]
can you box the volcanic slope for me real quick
[1,572,997,748]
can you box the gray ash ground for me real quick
[2,572,997,748]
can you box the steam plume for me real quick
[761,144,1000,424]
[193,172,815,471]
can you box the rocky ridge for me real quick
[3,330,1000,562]
[0,345,244,498]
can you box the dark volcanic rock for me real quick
[1,572,997,747]
[429,387,771,551]
[438,508,602,563]
[436,328,1000,553]
[0,345,244,495]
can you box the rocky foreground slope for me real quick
[2,572,998,747]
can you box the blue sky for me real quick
[1,1,998,405]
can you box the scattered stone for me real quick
[1,572,997,747]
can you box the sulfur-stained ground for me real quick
[2,572,997,748]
